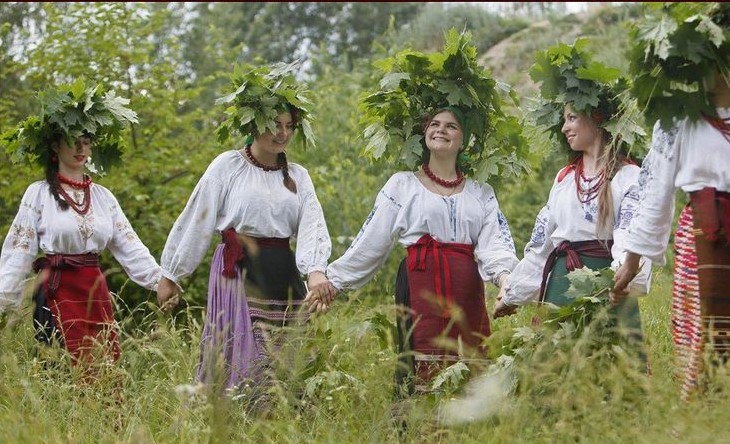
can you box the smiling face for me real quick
[561,104,602,153]
[254,111,295,159]
[54,135,91,177]
[424,110,464,155]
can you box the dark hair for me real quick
[280,106,298,193]
[249,107,299,194]
[45,135,70,211]
[288,105,300,128]
[278,152,297,193]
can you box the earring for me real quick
[51,154,58,163]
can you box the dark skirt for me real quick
[544,254,645,361]
[196,239,307,391]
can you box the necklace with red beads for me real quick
[574,157,605,203]
[245,145,282,172]
[57,173,92,215]
[422,163,464,188]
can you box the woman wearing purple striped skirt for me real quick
[156,62,333,394]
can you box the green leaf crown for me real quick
[529,38,646,154]
[359,28,530,182]
[628,2,730,130]
[215,60,316,149]
[1,78,138,174]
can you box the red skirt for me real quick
[41,265,120,362]
[401,235,489,386]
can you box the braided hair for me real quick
[278,151,297,193]
[279,106,299,194]
[45,136,70,211]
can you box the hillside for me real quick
[474,4,644,253]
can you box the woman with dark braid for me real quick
[0,82,162,366]
[156,62,333,396]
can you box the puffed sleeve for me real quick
[294,170,332,275]
[160,161,227,284]
[326,174,405,291]
[623,121,681,266]
[610,166,652,295]
[473,184,519,285]
[502,203,556,306]
[0,183,43,312]
[105,189,162,291]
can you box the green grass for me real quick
[1,268,729,443]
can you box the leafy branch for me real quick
[628,2,730,129]
[359,28,534,183]
[0,78,138,174]
[215,60,316,149]
[528,38,646,154]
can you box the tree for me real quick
[198,2,424,70]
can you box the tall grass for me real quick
[1,268,729,443]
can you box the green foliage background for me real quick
[2,3,726,443]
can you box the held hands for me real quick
[303,271,337,314]
[611,252,641,305]
[493,298,517,319]
[156,277,181,313]
[492,273,517,319]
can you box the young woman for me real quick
[492,41,651,367]
[156,72,332,393]
[611,3,730,401]
[0,84,162,366]
[493,104,650,322]
[322,107,518,396]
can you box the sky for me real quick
[458,2,593,14]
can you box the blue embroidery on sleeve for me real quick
[497,210,517,254]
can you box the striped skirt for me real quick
[673,206,703,401]
[675,204,730,400]
[196,241,307,391]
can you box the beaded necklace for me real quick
[57,173,92,215]
[421,163,464,188]
[245,145,282,171]
[574,157,605,204]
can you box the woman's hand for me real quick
[493,298,517,319]
[157,277,180,312]
[492,273,517,318]
[304,271,337,313]
[611,252,641,305]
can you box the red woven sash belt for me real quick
[32,253,100,297]
[539,239,613,302]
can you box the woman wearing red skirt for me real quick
[613,3,730,401]
[325,106,518,396]
[0,82,162,366]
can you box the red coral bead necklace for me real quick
[422,162,464,188]
[57,173,92,215]
[245,145,282,172]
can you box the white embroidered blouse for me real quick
[624,109,730,265]
[160,150,331,284]
[0,181,162,312]
[502,163,652,307]
[326,171,519,291]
